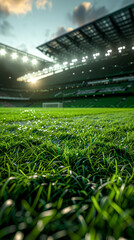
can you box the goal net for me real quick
[42,102,63,108]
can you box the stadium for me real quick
[0,2,134,240]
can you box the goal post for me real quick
[42,102,63,108]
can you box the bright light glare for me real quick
[22,56,28,62]
[12,53,18,59]
[32,59,37,65]
[132,47,134,50]
[0,49,6,55]
[30,78,37,84]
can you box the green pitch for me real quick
[0,108,134,240]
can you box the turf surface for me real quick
[0,108,134,240]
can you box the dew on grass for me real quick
[13,231,24,240]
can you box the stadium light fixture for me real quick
[32,59,37,65]
[105,49,112,57]
[107,49,112,53]
[22,56,28,62]
[72,58,77,62]
[0,49,6,56]
[63,62,68,65]
[11,52,18,59]
[70,62,74,66]
[132,47,134,50]
[82,59,86,62]
[93,53,100,59]
[118,46,125,53]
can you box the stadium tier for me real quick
[0,3,134,107]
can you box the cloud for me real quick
[0,0,52,15]
[36,0,52,9]
[53,26,74,38]
[0,0,32,15]
[55,26,67,37]
[0,20,14,36]
[70,1,108,26]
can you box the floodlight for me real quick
[132,47,134,50]
[82,59,86,62]
[22,56,28,62]
[72,58,77,62]
[70,62,74,66]
[105,53,110,56]
[63,62,68,65]
[12,53,18,59]
[32,59,37,65]
[107,49,112,53]
[0,49,6,56]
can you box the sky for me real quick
[0,0,134,60]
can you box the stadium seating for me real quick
[63,96,134,108]
[0,75,133,108]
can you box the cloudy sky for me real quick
[0,0,133,58]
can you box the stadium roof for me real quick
[37,3,134,63]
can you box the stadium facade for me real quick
[0,3,134,107]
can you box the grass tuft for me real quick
[0,107,134,239]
